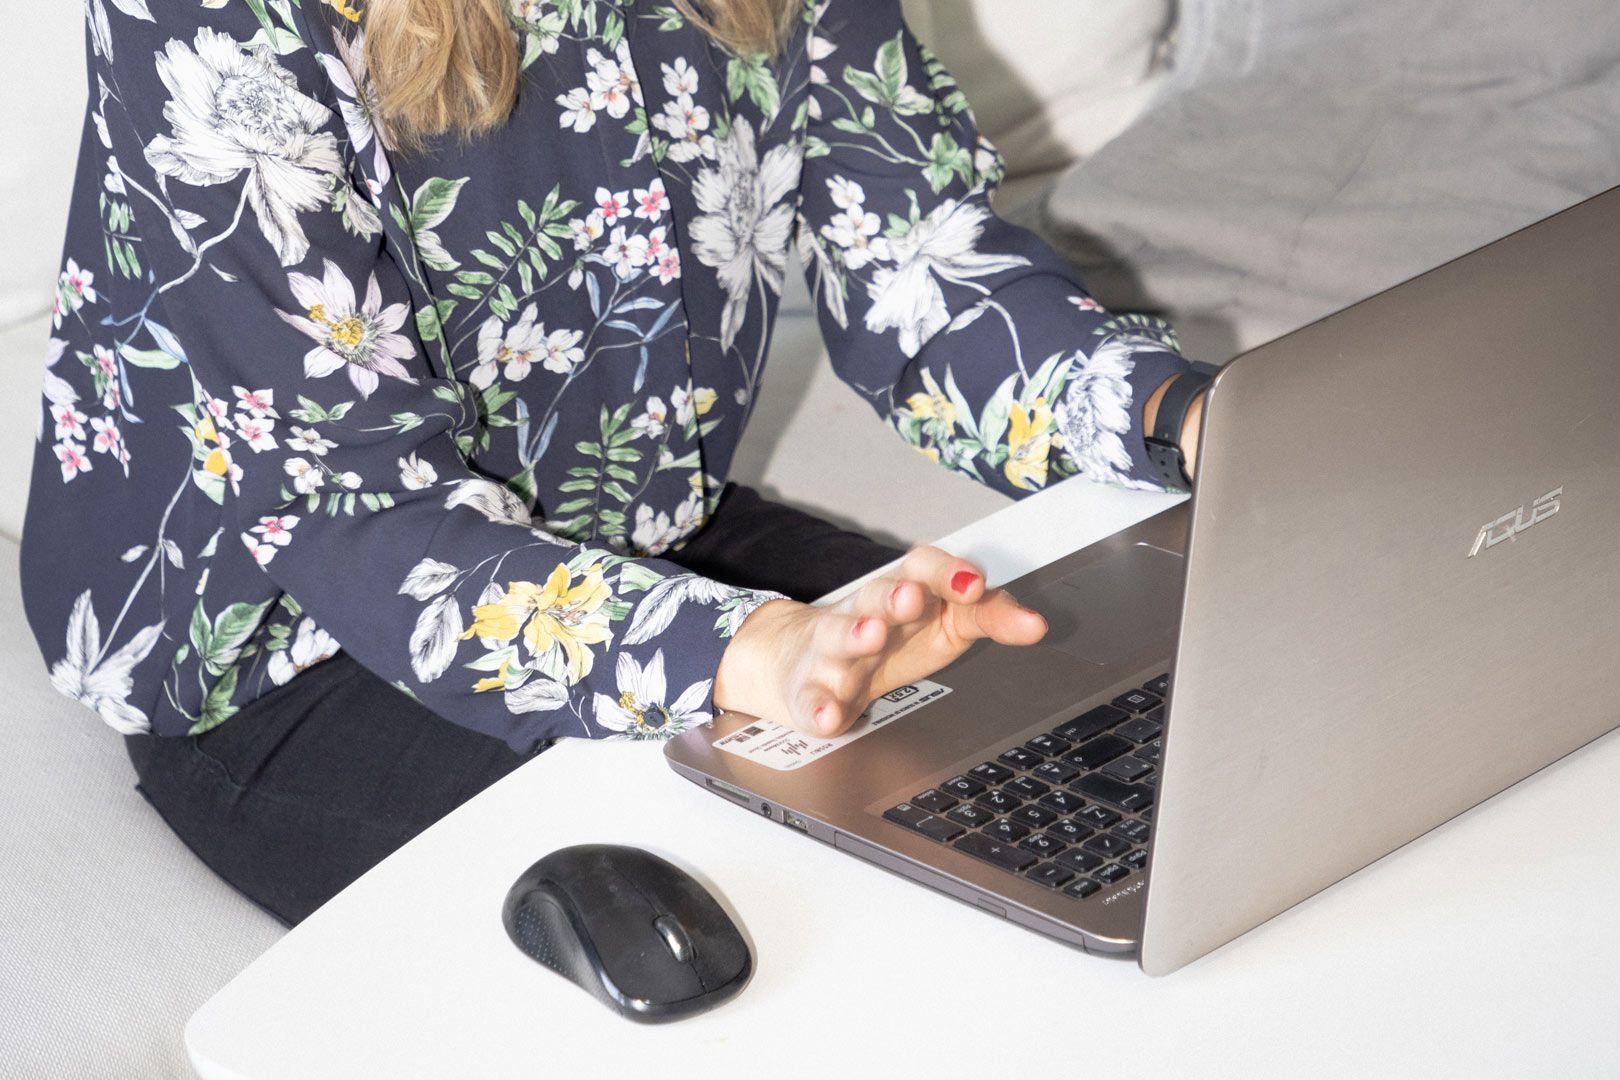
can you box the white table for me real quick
[186,481,1620,1079]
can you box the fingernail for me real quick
[814,704,837,733]
[951,570,979,595]
[888,582,905,606]
[853,616,871,637]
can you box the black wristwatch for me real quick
[1143,365,1218,490]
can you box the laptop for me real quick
[665,186,1620,975]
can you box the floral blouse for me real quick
[24,0,1192,749]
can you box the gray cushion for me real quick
[1037,0,1620,362]
[0,539,284,1079]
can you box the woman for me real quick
[25,0,1205,923]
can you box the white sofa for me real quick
[0,3,1174,1076]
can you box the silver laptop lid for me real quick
[1141,186,1620,975]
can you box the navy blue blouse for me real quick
[24,0,1192,748]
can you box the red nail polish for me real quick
[951,570,978,595]
[854,616,871,636]
[889,582,905,605]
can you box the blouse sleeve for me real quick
[91,4,777,749]
[796,0,1197,495]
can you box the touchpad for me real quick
[1032,544,1184,667]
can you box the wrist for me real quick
[1143,373,1209,485]
[713,598,802,716]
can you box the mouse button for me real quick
[655,880,749,990]
[653,915,693,963]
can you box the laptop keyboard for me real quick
[883,674,1169,901]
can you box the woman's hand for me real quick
[713,546,1048,736]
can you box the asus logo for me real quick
[1468,487,1563,558]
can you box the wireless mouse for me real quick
[502,844,752,1023]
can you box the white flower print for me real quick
[143,29,343,266]
[651,94,714,163]
[235,415,277,453]
[253,514,299,546]
[592,650,712,739]
[1056,337,1165,491]
[53,403,88,441]
[540,326,585,374]
[661,57,698,97]
[585,43,640,119]
[318,27,391,193]
[631,490,704,555]
[286,426,335,456]
[688,119,802,351]
[631,396,669,439]
[232,386,277,417]
[268,618,340,686]
[277,259,415,398]
[473,304,547,388]
[284,456,324,494]
[556,86,596,134]
[53,259,97,328]
[56,440,92,481]
[90,417,130,471]
[671,385,716,426]
[821,180,889,271]
[633,178,669,222]
[49,591,164,734]
[399,452,438,489]
[604,227,650,280]
[595,187,630,225]
[863,197,1030,357]
[569,210,607,251]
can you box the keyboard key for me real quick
[1055,849,1103,874]
[1045,819,1093,844]
[946,803,995,828]
[1094,863,1131,884]
[1141,773,1160,789]
[1027,862,1075,889]
[1073,773,1155,813]
[1010,804,1058,829]
[1019,833,1067,858]
[1064,734,1133,770]
[998,746,1043,770]
[911,788,958,814]
[918,816,966,842]
[968,761,1013,785]
[1138,739,1163,764]
[1115,717,1161,744]
[1075,804,1121,828]
[1037,790,1085,815]
[884,803,932,830]
[1025,733,1072,757]
[954,832,1038,872]
[1113,689,1161,713]
[1122,848,1149,870]
[1144,704,1166,724]
[984,819,1031,843]
[1032,760,1081,785]
[1005,776,1051,800]
[1111,819,1152,845]
[940,775,986,799]
[883,804,962,842]
[1063,877,1102,899]
[1082,833,1131,858]
[976,789,1022,814]
[1054,705,1127,743]
[1099,756,1154,782]
[1143,673,1171,697]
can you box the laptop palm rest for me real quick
[1034,543,1184,668]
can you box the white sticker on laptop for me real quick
[712,680,953,772]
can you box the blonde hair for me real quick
[363,0,798,148]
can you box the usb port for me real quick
[783,813,809,832]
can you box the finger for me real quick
[900,545,987,605]
[844,574,929,624]
[949,588,1048,647]
[791,682,853,737]
[813,610,889,660]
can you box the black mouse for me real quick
[502,844,752,1023]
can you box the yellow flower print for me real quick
[904,370,957,428]
[463,564,613,685]
[1004,397,1054,491]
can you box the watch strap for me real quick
[1144,367,1215,489]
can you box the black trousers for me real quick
[125,485,901,926]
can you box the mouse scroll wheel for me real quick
[653,915,693,963]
